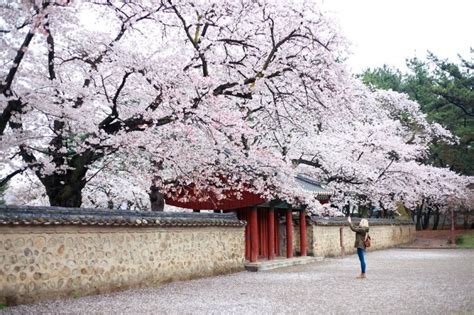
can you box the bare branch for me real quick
[0,31,35,96]
[0,167,28,187]
[169,1,209,77]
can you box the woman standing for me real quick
[348,216,369,279]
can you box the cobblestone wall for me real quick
[0,206,416,306]
[0,207,245,305]
[0,226,244,305]
[286,219,415,257]
[311,224,415,257]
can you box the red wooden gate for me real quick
[237,208,280,261]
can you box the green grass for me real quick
[0,304,7,310]
[456,235,474,248]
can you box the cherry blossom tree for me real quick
[1,1,185,206]
[1,0,471,214]
[289,86,471,214]
[0,0,302,207]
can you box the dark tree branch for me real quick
[71,4,162,107]
[375,159,395,182]
[18,145,40,172]
[98,70,170,134]
[262,30,297,71]
[169,1,209,77]
[0,99,25,136]
[0,1,53,96]
[0,32,35,96]
[100,114,173,135]
[44,15,56,80]
[437,92,474,117]
[0,167,28,187]
[112,72,132,109]
[292,158,322,168]
[98,71,131,130]
[216,38,257,48]
[0,19,30,34]
[212,82,239,95]
[212,68,291,99]
[326,175,363,185]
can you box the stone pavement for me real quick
[3,249,473,314]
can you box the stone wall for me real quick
[285,218,416,257]
[0,206,417,306]
[0,206,245,305]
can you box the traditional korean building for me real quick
[165,174,332,262]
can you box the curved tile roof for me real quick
[0,205,246,227]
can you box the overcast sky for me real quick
[320,0,473,73]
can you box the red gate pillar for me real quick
[268,207,275,260]
[299,210,307,256]
[286,208,293,258]
[250,207,259,262]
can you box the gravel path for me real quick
[3,249,473,314]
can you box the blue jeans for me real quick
[357,248,366,274]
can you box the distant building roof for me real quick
[295,174,333,198]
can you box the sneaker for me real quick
[356,273,366,279]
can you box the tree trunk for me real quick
[19,141,99,208]
[149,185,165,211]
[422,207,432,230]
[415,199,424,231]
[45,184,84,207]
[42,174,87,207]
[463,209,469,230]
[40,155,91,207]
[415,208,422,230]
[432,207,440,230]
[441,213,447,230]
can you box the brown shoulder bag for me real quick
[364,233,371,248]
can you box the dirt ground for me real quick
[3,249,473,314]
[404,229,474,248]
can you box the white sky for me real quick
[321,0,474,73]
